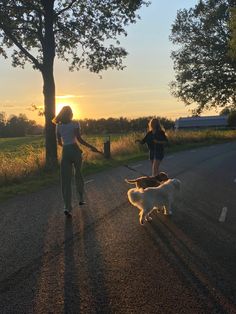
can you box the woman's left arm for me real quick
[75,128,100,152]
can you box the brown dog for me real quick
[125,172,169,189]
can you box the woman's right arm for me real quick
[135,133,148,145]
[56,125,63,146]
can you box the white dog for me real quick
[127,178,181,225]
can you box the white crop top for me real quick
[56,121,80,146]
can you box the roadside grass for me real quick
[0,129,236,202]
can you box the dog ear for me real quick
[158,172,169,181]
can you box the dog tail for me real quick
[125,178,137,184]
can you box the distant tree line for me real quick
[79,116,175,135]
[0,112,175,138]
[220,108,236,127]
[0,112,43,137]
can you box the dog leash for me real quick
[123,164,149,177]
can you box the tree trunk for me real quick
[42,68,57,170]
[42,0,57,170]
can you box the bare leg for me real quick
[152,159,161,176]
[145,213,153,222]
[150,160,154,176]
[73,153,85,202]
[163,206,168,215]
[61,157,73,211]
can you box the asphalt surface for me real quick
[0,142,236,313]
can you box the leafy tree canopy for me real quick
[170,0,236,114]
[0,0,149,73]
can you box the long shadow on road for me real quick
[64,217,81,313]
[145,215,236,314]
[79,204,111,313]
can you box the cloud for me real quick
[1,104,15,108]
[80,87,161,99]
[56,94,83,99]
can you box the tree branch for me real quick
[0,22,43,71]
[56,0,78,16]
[20,0,43,16]
[36,11,44,45]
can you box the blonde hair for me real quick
[52,106,73,124]
[148,118,164,132]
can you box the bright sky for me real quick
[0,0,217,125]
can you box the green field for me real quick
[0,129,236,201]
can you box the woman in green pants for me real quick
[52,106,99,216]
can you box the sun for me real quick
[56,101,80,119]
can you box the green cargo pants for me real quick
[61,144,84,211]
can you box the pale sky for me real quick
[0,0,217,124]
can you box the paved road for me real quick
[0,142,236,313]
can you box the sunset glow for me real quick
[0,1,203,125]
[56,98,80,119]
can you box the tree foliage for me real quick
[170,0,236,114]
[227,109,236,125]
[79,116,174,134]
[0,113,174,137]
[229,7,236,59]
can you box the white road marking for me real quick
[219,207,228,223]
[133,164,142,168]
[234,178,236,183]
[85,179,94,184]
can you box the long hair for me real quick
[148,118,164,133]
[52,106,73,124]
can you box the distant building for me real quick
[175,115,228,130]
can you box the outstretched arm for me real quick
[75,128,100,153]
[135,133,148,145]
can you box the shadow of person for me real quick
[80,205,111,313]
[64,217,81,313]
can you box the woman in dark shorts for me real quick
[136,118,168,176]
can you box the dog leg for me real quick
[163,205,169,215]
[139,210,145,225]
[168,197,174,215]
[145,213,152,222]
[168,200,173,215]
[164,205,172,216]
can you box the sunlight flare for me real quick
[56,97,80,119]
